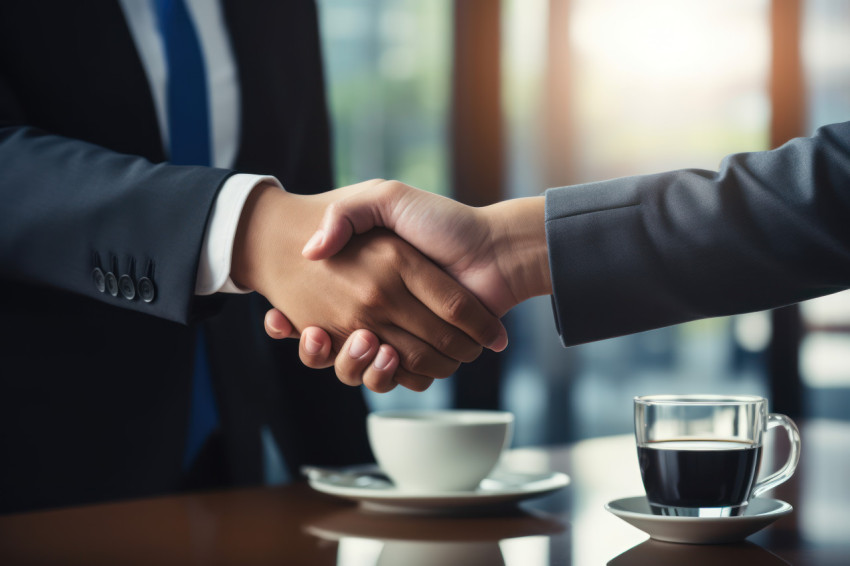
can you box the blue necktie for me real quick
[155,0,218,470]
[157,0,210,166]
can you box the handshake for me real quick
[231,179,551,394]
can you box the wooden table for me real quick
[1,420,848,565]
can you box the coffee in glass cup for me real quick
[634,394,800,517]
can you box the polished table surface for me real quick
[1,419,848,565]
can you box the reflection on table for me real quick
[0,420,847,565]
[306,507,565,566]
[608,540,790,566]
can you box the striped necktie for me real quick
[155,0,219,470]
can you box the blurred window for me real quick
[797,0,850,420]
[317,0,451,195]
[317,0,455,411]
[317,0,850,439]
[502,0,773,444]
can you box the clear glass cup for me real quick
[634,394,801,517]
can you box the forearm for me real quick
[546,121,850,346]
[482,196,551,306]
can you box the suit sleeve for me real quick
[0,72,234,325]
[545,121,850,346]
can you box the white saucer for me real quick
[605,496,793,545]
[303,464,569,514]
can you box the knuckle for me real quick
[406,349,459,379]
[357,284,386,309]
[442,289,474,323]
[376,180,407,221]
[325,200,344,219]
[433,329,480,363]
[403,348,429,375]
[378,237,405,264]
[433,330,457,356]
[377,179,402,196]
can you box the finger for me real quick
[400,255,509,352]
[379,325,462,379]
[264,308,296,339]
[386,292,484,364]
[335,330,381,387]
[302,181,399,260]
[392,370,434,393]
[298,326,335,369]
[357,344,437,393]
[360,344,400,393]
[367,361,435,394]
[335,334,433,394]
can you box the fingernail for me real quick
[305,335,323,355]
[349,334,371,359]
[301,229,325,255]
[374,347,394,370]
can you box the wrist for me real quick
[231,182,293,293]
[483,196,551,304]
[197,174,282,295]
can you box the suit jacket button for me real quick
[138,277,156,303]
[119,275,136,300]
[92,268,106,293]
[105,272,119,297]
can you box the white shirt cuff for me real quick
[195,174,284,295]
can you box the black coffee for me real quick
[638,439,762,508]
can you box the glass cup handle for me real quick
[751,413,801,499]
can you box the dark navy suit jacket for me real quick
[545,122,850,346]
[0,1,371,514]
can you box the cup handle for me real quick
[751,413,801,499]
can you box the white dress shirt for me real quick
[119,0,281,296]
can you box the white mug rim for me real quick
[369,409,514,425]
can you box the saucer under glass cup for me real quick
[634,395,801,518]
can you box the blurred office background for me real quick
[315,0,850,446]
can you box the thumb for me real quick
[264,308,297,339]
[300,205,356,260]
[302,186,397,260]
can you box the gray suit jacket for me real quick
[545,121,850,346]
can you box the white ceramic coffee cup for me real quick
[367,410,514,492]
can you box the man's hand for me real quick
[232,182,508,392]
[264,180,551,391]
[301,180,544,316]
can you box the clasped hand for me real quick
[231,181,513,393]
[248,179,551,393]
